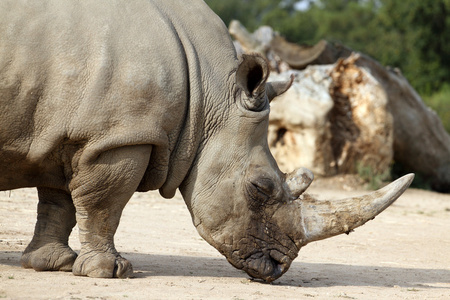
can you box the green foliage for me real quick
[205,0,296,31]
[356,162,391,190]
[205,0,450,133]
[424,84,450,133]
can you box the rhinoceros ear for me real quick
[236,53,269,111]
[266,74,295,102]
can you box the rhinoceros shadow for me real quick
[125,253,449,289]
[127,253,450,288]
[1,251,448,289]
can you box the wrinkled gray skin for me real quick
[0,0,413,282]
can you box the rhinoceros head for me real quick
[179,53,414,282]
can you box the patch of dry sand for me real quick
[1,181,449,299]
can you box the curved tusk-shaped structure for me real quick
[299,174,414,245]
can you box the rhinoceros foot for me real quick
[21,242,77,272]
[72,251,133,278]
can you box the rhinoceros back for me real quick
[0,0,237,192]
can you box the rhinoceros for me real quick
[0,0,414,282]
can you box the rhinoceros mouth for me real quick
[225,244,295,283]
[241,250,292,282]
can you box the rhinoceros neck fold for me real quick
[155,1,238,198]
[158,66,204,198]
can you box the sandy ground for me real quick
[1,179,449,299]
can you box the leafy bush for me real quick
[206,0,450,134]
[356,162,391,190]
[424,84,450,133]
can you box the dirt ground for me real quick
[1,177,449,299]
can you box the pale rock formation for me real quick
[269,55,393,176]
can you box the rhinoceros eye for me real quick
[246,178,276,210]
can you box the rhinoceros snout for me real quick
[244,251,291,283]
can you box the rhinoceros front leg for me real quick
[21,187,77,271]
[70,145,151,278]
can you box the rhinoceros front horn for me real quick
[294,174,414,245]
